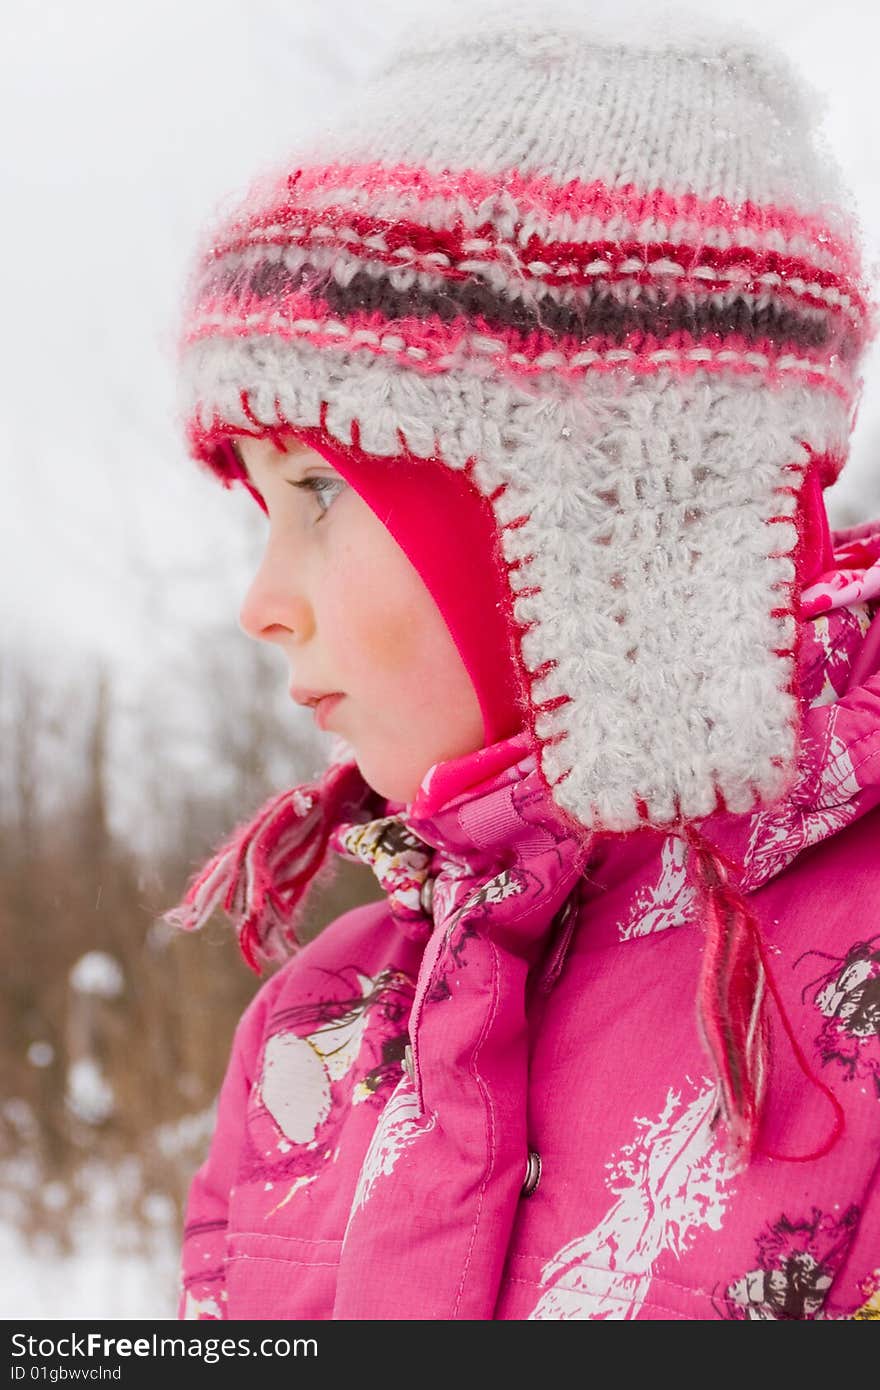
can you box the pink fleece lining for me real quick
[797,462,835,586]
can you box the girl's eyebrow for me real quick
[230,438,333,484]
[230,438,294,480]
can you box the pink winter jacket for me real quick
[179,521,880,1321]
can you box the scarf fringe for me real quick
[161,757,375,973]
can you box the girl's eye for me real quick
[288,475,346,519]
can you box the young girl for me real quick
[166,3,880,1319]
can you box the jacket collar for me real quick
[328,729,590,941]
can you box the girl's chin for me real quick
[353,747,425,807]
[353,726,486,805]
[359,772,421,807]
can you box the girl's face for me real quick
[234,435,485,804]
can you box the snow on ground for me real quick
[0,1216,179,1321]
[69,952,126,999]
[65,1058,117,1125]
[0,1104,219,1319]
[0,1144,189,1320]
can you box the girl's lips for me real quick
[313,693,344,730]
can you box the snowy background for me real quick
[1,0,879,1320]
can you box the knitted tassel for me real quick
[683,825,770,1162]
[684,823,847,1164]
[162,756,374,973]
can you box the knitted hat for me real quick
[178,0,874,839]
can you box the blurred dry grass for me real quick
[0,639,382,1262]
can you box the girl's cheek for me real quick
[327,504,451,678]
[352,593,425,676]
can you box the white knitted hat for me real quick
[177,0,874,836]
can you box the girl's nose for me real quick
[238,547,315,644]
